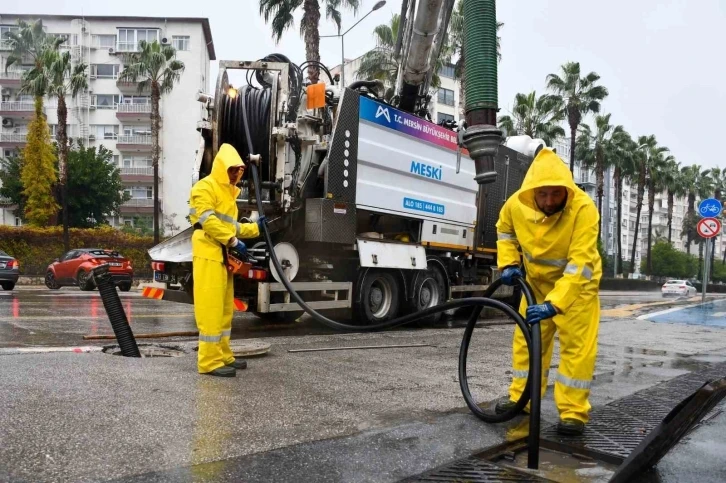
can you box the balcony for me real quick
[0,132,27,148]
[120,198,157,214]
[116,76,150,94]
[120,166,154,182]
[0,101,40,120]
[116,103,151,121]
[0,40,12,51]
[117,135,152,152]
[0,70,24,87]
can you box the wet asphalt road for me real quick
[0,288,670,349]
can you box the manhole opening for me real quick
[103,343,187,358]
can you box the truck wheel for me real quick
[356,270,400,325]
[409,264,447,324]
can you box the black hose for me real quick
[91,264,140,357]
[234,81,542,467]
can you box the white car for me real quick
[662,280,697,297]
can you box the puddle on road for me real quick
[498,448,620,483]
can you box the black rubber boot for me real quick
[203,366,236,377]
[226,359,247,370]
[557,418,585,435]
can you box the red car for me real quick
[45,248,134,291]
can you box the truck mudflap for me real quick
[141,286,249,312]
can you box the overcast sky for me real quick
[3,0,724,169]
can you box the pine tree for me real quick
[21,97,58,225]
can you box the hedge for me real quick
[0,226,156,277]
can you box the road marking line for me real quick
[637,298,726,320]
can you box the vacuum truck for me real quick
[145,0,545,326]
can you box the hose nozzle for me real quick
[462,124,502,185]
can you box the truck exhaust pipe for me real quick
[462,0,501,185]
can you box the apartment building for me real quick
[0,14,215,231]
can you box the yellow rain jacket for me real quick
[496,147,602,423]
[188,143,260,374]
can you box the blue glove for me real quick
[257,215,267,231]
[501,266,523,286]
[526,302,557,325]
[228,239,248,259]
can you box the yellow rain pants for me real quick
[188,143,259,373]
[496,148,602,423]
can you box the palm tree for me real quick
[680,165,713,256]
[357,13,448,103]
[546,62,609,173]
[46,48,88,251]
[628,135,656,273]
[574,113,623,235]
[356,13,401,100]
[498,92,565,145]
[259,0,360,84]
[662,159,686,244]
[449,0,503,117]
[118,40,185,244]
[4,19,64,107]
[609,130,636,276]
[645,150,671,275]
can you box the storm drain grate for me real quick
[540,362,726,461]
[401,457,551,482]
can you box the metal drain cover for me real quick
[402,457,550,482]
[231,340,271,357]
[104,344,186,358]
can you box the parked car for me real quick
[45,248,133,291]
[0,250,20,290]
[662,279,697,297]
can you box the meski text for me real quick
[410,161,443,181]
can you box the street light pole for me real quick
[321,1,386,88]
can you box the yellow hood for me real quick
[517,147,577,212]
[211,143,246,188]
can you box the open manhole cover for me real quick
[103,343,187,358]
[191,340,271,357]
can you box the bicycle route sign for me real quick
[698,198,722,218]
[697,217,721,239]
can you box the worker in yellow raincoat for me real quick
[188,143,264,377]
[495,147,602,435]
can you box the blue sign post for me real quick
[698,198,722,218]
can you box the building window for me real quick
[95,125,119,140]
[438,64,455,78]
[0,26,19,47]
[122,96,150,104]
[124,186,153,199]
[123,155,152,167]
[112,155,119,166]
[97,35,116,48]
[123,126,151,136]
[117,28,159,52]
[437,88,455,106]
[91,64,121,79]
[172,35,190,51]
[93,94,121,109]
[437,113,455,124]
[14,216,22,226]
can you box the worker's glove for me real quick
[500,266,523,286]
[228,238,248,259]
[257,215,267,232]
[525,302,557,325]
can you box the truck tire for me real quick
[409,264,447,324]
[355,269,400,325]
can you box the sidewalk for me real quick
[2,317,726,482]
